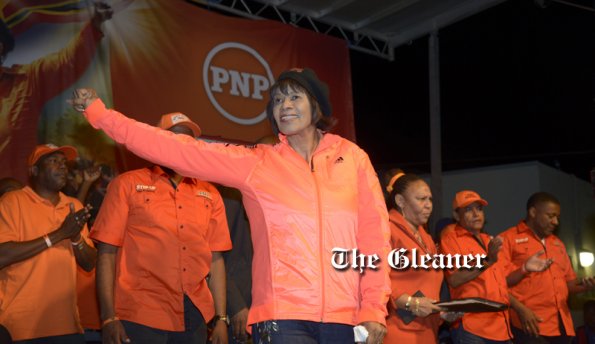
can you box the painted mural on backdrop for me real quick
[0,0,353,181]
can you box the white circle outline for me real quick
[203,42,274,125]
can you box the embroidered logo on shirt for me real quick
[553,241,561,246]
[334,157,344,164]
[515,237,529,243]
[196,190,212,200]
[136,184,156,192]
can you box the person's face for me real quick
[529,201,560,238]
[34,152,69,191]
[455,202,485,233]
[396,180,433,227]
[272,86,314,136]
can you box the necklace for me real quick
[412,228,428,251]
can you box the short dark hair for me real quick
[387,171,423,211]
[0,20,15,54]
[526,192,560,211]
[266,78,337,135]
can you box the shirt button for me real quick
[178,205,182,209]
[183,268,186,272]
[180,225,184,229]
[182,246,186,250]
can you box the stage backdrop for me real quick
[0,0,354,181]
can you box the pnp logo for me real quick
[203,42,275,125]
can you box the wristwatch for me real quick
[214,314,230,326]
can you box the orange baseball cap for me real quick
[452,190,488,210]
[157,112,201,137]
[28,144,78,167]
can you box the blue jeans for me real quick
[121,295,207,344]
[252,320,355,344]
[452,325,512,344]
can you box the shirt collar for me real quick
[454,224,477,238]
[23,186,71,208]
[149,165,197,185]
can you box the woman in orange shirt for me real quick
[383,171,444,344]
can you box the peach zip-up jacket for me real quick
[84,99,391,327]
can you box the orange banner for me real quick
[0,0,354,181]
[109,1,354,143]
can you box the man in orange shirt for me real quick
[0,144,96,342]
[441,190,513,343]
[92,113,232,344]
[500,192,595,344]
[441,190,549,344]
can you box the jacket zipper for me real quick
[311,158,325,322]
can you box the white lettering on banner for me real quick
[203,42,275,125]
[331,247,488,273]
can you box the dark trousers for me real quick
[251,320,354,344]
[14,333,85,344]
[121,295,207,344]
[511,326,572,344]
[451,325,512,344]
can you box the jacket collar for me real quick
[278,131,341,154]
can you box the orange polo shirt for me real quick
[440,225,512,341]
[384,209,443,344]
[0,187,88,341]
[90,166,231,331]
[499,221,576,336]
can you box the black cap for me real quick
[277,68,332,117]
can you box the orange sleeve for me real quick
[205,185,232,252]
[354,147,391,325]
[85,99,260,190]
[89,174,130,246]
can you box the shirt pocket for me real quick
[511,241,530,267]
[192,194,214,236]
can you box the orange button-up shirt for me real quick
[440,225,512,341]
[499,221,576,336]
[384,209,443,344]
[90,166,231,331]
[0,187,89,340]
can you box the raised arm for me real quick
[70,90,259,189]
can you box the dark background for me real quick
[350,0,594,182]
